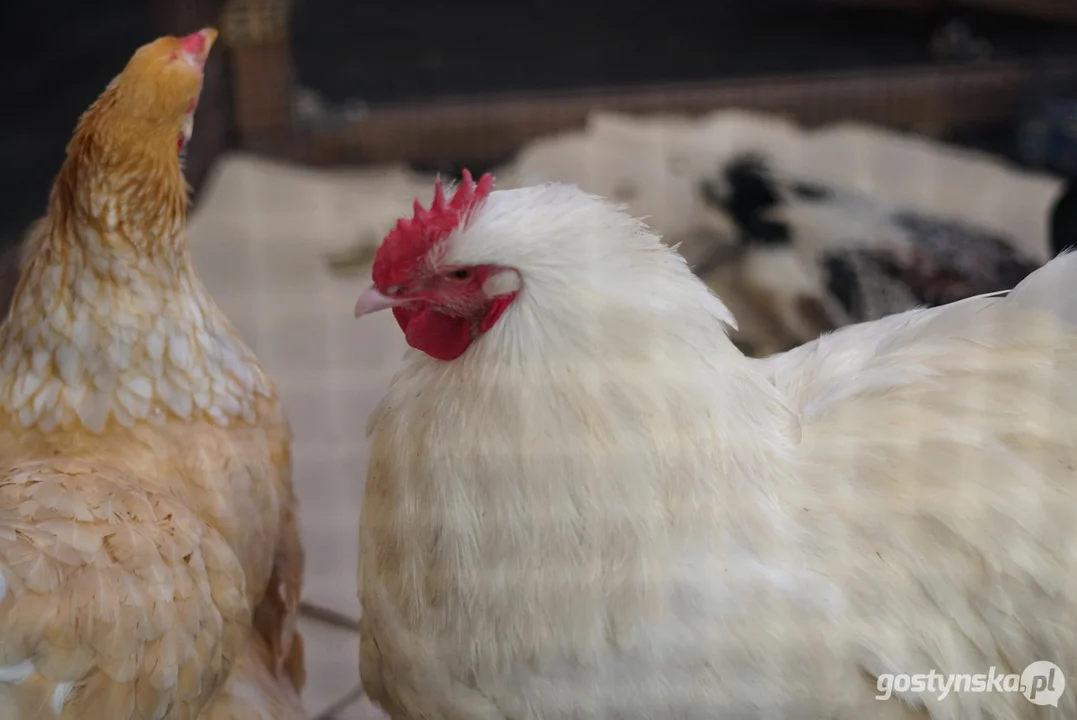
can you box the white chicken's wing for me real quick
[758,252,1077,718]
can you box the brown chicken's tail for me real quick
[202,632,308,719]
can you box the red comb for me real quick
[181,32,206,56]
[177,28,216,65]
[372,169,494,288]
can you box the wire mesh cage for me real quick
[218,0,1077,173]
[117,1,1077,717]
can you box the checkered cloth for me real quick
[189,155,437,718]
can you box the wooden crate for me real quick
[221,0,299,158]
[221,0,1077,171]
[303,60,1077,171]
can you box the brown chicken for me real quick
[0,30,305,718]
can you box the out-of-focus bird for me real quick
[0,30,305,718]
[353,170,1077,719]
[699,153,1043,350]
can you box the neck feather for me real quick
[0,126,272,434]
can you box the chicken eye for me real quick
[449,269,472,281]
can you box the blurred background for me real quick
[7,0,1077,716]
[6,0,1077,353]
[4,1,1077,209]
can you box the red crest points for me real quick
[372,169,495,289]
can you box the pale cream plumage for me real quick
[0,31,305,718]
[0,458,248,718]
[359,181,1077,718]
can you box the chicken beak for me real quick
[354,285,406,317]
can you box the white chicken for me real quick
[353,170,1077,719]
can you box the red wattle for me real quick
[480,292,517,333]
[403,308,472,361]
[392,306,416,333]
[181,31,207,58]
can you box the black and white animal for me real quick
[699,153,1042,346]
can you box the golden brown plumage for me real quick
[0,30,305,718]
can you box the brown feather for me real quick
[0,28,304,718]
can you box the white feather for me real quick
[361,183,1077,719]
[51,682,72,715]
[0,660,34,684]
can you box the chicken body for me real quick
[0,31,304,718]
[358,179,1077,719]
